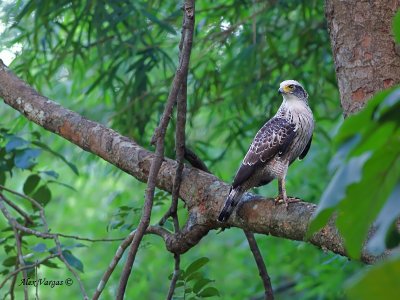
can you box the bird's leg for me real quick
[274,177,288,206]
[275,177,300,207]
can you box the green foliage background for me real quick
[0,1,398,299]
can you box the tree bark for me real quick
[325,0,400,116]
[0,60,383,264]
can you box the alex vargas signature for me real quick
[19,277,73,288]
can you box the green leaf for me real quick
[348,123,395,158]
[42,260,60,269]
[193,278,214,294]
[2,256,17,267]
[31,243,47,253]
[336,148,400,258]
[185,257,210,278]
[0,148,14,172]
[0,269,9,276]
[24,261,36,276]
[5,136,28,153]
[346,256,400,300]
[186,271,202,282]
[197,287,220,298]
[62,243,87,250]
[62,250,84,272]
[32,185,52,207]
[0,171,5,185]
[14,148,41,169]
[374,88,400,120]
[384,222,400,250]
[393,10,400,43]
[4,244,14,254]
[39,170,59,179]
[307,153,370,237]
[23,174,41,195]
[367,184,400,254]
[334,90,388,145]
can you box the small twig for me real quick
[244,231,274,300]
[0,185,42,210]
[166,254,181,300]
[116,2,195,299]
[35,259,39,300]
[159,3,190,228]
[1,189,120,256]
[184,147,211,173]
[93,226,170,300]
[0,194,49,234]
[116,149,164,299]
[1,193,34,225]
[33,191,89,299]
[4,220,54,239]
[12,227,28,300]
[57,233,124,242]
[0,190,89,299]
[7,269,17,300]
[54,236,88,299]
[162,6,192,298]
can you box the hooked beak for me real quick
[278,87,284,94]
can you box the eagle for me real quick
[218,80,314,222]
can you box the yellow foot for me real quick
[274,196,299,208]
[274,195,286,206]
[287,197,300,203]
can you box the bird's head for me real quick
[278,80,308,101]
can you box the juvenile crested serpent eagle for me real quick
[218,80,314,222]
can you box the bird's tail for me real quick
[217,187,245,222]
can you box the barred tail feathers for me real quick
[217,187,244,222]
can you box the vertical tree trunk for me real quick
[325,0,400,116]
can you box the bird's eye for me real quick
[288,85,294,89]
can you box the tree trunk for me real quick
[325,0,400,116]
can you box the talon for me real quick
[283,197,289,209]
[274,195,288,207]
[274,195,283,205]
[287,197,300,204]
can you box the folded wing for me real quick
[232,117,296,188]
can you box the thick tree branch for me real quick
[0,60,381,264]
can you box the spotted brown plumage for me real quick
[218,80,314,222]
[232,118,296,188]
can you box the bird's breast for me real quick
[282,104,314,162]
